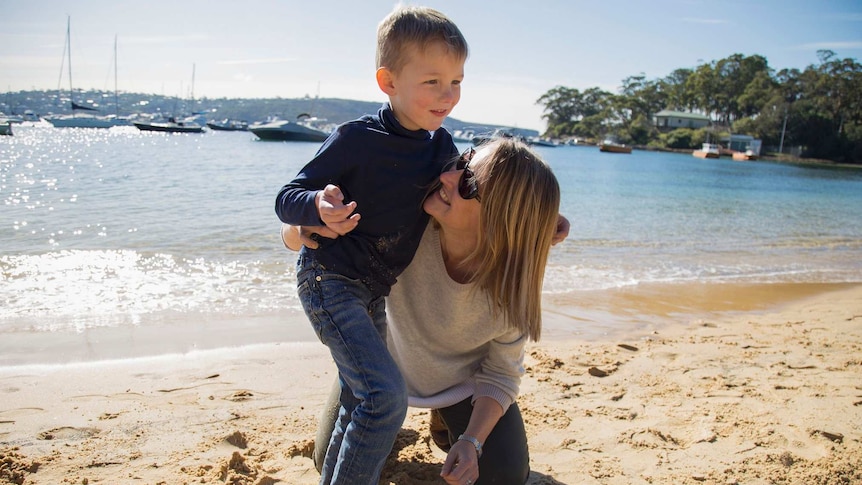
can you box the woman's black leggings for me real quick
[313,379,530,484]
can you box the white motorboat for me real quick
[250,115,331,142]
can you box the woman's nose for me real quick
[440,168,460,185]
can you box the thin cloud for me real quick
[217,58,297,65]
[0,55,56,68]
[124,34,209,45]
[798,41,862,50]
[679,17,727,25]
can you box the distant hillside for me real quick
[1,90,537,137]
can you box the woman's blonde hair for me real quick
[467,138,560,341]
[376,5,469,73]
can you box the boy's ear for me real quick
[376,67,396,95]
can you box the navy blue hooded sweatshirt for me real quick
[275,104,458,297]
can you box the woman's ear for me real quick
[376,67,396,95]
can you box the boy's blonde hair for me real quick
[466,138,561,341]
[376,5,469,73]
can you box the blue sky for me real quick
[1,0,860,131]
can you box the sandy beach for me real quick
[1,283,861,485]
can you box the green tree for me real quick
[686,63,721,119]
[737,70,777,118]
[536,86,613,139]
[662,68,695,111]
[660,127,695,149]
[536,86,581,129]
[718,54,772,122]
[814,50,862,135]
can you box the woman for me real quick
[285,138,563,485]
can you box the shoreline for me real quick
[631,144,862,168]
[1,282,861,483]
[1,281,857,368]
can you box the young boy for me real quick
[274,6,468,484]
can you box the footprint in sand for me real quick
[0,407,45,424]
[37,426,99,441]
[225,390,255,402]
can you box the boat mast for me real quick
[114,35,119,117]
[55,16,70,108]
[67,17,73,107]
[190,63,196,114]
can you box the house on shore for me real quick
[654,110,711,130]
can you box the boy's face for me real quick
[381,41,465,132]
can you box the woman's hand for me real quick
[280,223,340,251]
[440,440,479,485]
[440,397,500,485]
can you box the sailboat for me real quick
[45,17,129,128]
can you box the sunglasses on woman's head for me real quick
[456,147,480,202]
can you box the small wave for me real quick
[0,249,300,332]
[541,261,862,293]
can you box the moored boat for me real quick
[472,128,523,147]
[46,113,130,128]
[451,129,475,143]
[527,136,558,147]
[206,119,249,131]
[732,149,758,161]
[599,140,632,154]
[0,121,12,136]
[250,116,330,142]
[693,143,721,159]
[134,117,205,133]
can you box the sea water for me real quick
[2,125,862,363]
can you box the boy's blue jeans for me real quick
[296,254,407,485]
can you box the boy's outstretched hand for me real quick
[316,184,360,235]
